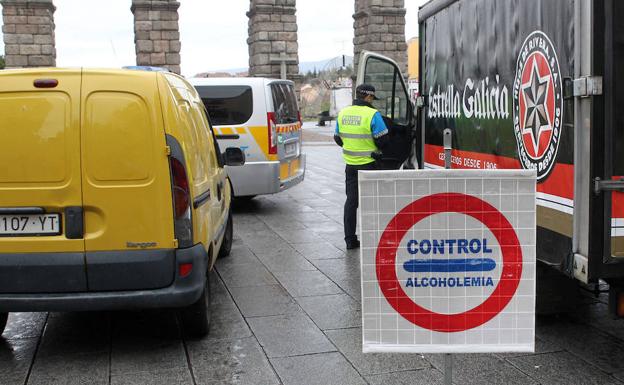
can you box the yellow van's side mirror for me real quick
[224,147,245,167]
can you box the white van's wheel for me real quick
[179,275,211,338]
[0,313,8,336]
[218,212,233,259]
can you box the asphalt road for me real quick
[1,144,624,385]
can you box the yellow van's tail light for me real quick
[179,263,193,278]
[267,112,278,154]
[170,158,190,218]
[168,149,193,248]
[33,79,59,88]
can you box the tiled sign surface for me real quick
[359,169,536,353]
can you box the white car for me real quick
[190,77,306,198]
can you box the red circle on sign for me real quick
[376,193,522,332]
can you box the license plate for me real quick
[285,142,298,156]
[0,214,61,236]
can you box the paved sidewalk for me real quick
[2,145,624,384]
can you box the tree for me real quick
[0,55,5,70]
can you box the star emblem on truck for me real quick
[520,59,552,155]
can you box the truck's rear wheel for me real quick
[218,212,233,259]
[179,275,211,338]
[0,313,8,336]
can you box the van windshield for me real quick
[270,83,299,124]
[197,85,253,126]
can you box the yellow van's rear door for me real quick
[0,69,87,292]
[81,70,175,291]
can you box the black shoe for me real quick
[346,239,360,250]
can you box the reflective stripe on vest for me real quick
[339,132,373,139]
[337,105,378,165]
[343,149,374,157]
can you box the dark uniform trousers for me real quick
[344,161,377,242]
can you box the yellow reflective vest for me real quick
[337,105,378,165]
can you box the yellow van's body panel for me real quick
[0,69,84,254]
[79,70,176,252]
[158,73,229,262]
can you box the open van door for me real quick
[356,51,417,169]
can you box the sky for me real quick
[0,0,427,77]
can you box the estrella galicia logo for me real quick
[512,30,563,181]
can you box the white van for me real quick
[190,77,305,198]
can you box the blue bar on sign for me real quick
[403,258,497,273]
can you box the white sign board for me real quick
[359,169,536,353]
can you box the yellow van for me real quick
[0,68,244,336]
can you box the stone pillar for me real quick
[353,0,407,74]
[247,0,300,83]
[1,0,56,68]
[131,0,181,74]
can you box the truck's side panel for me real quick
[420,0,576,267]
[609,0,624,259]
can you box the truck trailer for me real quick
[356,0,624,315]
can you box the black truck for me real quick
[356,0,624,316]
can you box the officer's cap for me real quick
[356,84,380,100]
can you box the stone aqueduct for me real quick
[0,0,407,80]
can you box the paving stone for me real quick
[247,312,335,358]
[426,353,539,385]
[110,311,186,376]
[0,338,38,385]
[537,317,624,373]
[509,351,621,385]
[271,352,367,385]
[312,257,361,284]
[326,328,428,375]
[207,300,253,341]
[188,336,279,385]
[28,351,108,385]
[291,241,345,260]
[570,302,624,341]
[274,229,327,244]
[110,310,180,340]
[272,270,343,298]
[495,335,563,359]
[209,271,233,306]
[215,243,261,267]
[229,285,300,317]
[256,251,317,272]
[2,312,47,340]
[39,312,110,355]
[111,367,193,385]
[297,294,361,330]
[248,243,299,259]
[366,368,445,385]
[111,338,187,376]
[217,262,278,288]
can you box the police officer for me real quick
[334,84,389,250]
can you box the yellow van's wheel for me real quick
[179,275,211,338]
[0,313,8,336]
[218,212,233,259]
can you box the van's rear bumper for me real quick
[227,154,306,196]
[0,244,207,312]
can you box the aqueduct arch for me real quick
[1,0,407,78]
